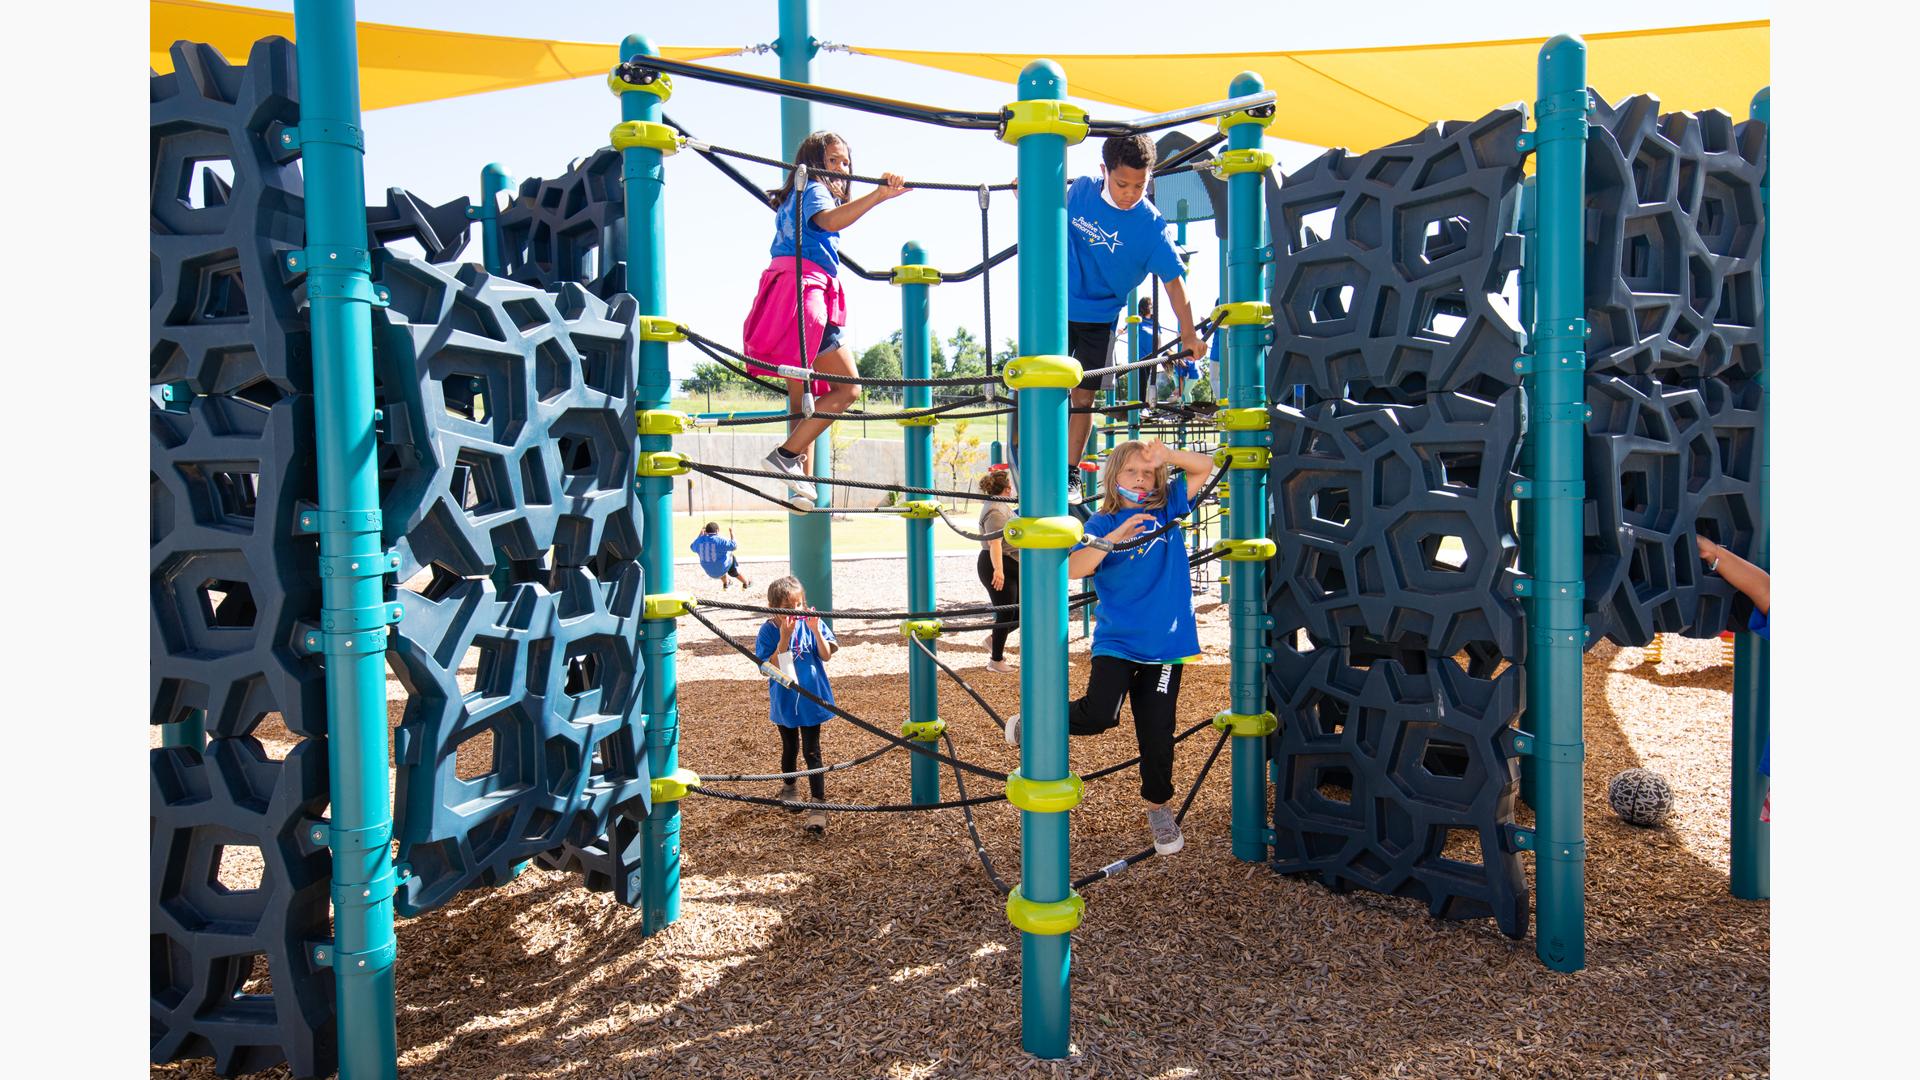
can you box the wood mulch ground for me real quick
[157,552,1767,1079]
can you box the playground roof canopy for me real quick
[152,2,1769,150]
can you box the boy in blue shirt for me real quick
[1003,439,1215,856]
[1010,136,1208,505]
[689,522,750,590]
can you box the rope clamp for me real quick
[894,414,940,428]
[1215,407,1270,432]
[1002,354,1083,391]
[1213,537,1276,562]
[901,718,947,742]
[636,451,690,477]
[1006,884,1084,936]
[1213,709,1278,737]
[997,100,1089,145]
[1005,768,1084,814]
[1216,104,1277,132]
[610,119,682,156]
[1209,300,1273,327]
[899,618,943,640]
[1004,516,1084,550]
[895,500,941,519]
[1213,446,1271,470]
[643,593,697,620]
[651,767,702,804]
[608,67,673,101]
[637,409,692,436]
[889,264,942,286]
[1211,148,1277,177]
[636,316,686,342]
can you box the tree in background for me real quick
[933,418,986,500]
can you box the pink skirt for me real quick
[741,256,846,397]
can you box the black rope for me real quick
[700,597,1016,621]
[703,395,990,426]
[699,742,900,783]
[685,459,816,514]
[685,333,791,397]
[909,634,1009,728]
[1082,714,1219,782]
[688,785,1009,812]
[687,139,1017,193]
[682,328,999,389]
[1073,727,1231,890]
[685,606,1009,781]
[943,730,1012,895]
[934,506,1002,543]
[683,458,1015,503]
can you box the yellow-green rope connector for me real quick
[651,767,701,803]
[901,718,947,742]
[1212,710,1278,737]
[1004,516,1084,550]
[1211,148,1276,177]
[895,500,941,519]
[899,619,943,640]
[894,415,940,428]
[890,264,942,286]
[1125,314,1143,325]
[1005,768,1084,814]
[1216,107,1275,132]
[643,593,697,620]
[637,451,690,477]
[610,120,681,155]
[608,69,672,101]
[1213,537,1277,562]
[1216,407,1270,432]
[636,316,686,342]
[998,100,1089,145]
[1002,354,1084,391]
[1213,446,1271,470]
[637,410,692,436]
[1209,300,1273,327]
[1006,884,1084,936]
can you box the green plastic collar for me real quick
[895,500,941,519]
[637,451,690,477]
[643,593,697,620]
[610,119,681,155]
[901,718,947,742]
[999,100,1089,145]
[1006,884,1085,936]
[1212,710,1278,737]
[1215,407,1270,432]
[899,618,943,640]
[651,767,701,803]
[1211,148,1276,176]
[1005,768,1084,813]
[1004,516,1084,550]
[890,264,942,286]
[1002,354,1084,391]
[637,410,692,436]
[608,69,673,101]
[1209,300,1273,327]
[1215,107,1276,132]
[1213,537,1277,562]
[894,415,940,428]
[1213,446,1271,470]
[636,316,686,342]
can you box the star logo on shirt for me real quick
[1086,224,1122,252]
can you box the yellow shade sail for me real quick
[150,0,737,111]
[853,21,1768,151]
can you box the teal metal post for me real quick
[1730,88,1770,900]
[1523,35,1590,972]
[1222,72,1271,864]
[901,241,941,804]
[1010,59,1075,1060]
[292,2,397,1075]
[476,163,512,275]
[1515,176,1539,811]
[778,0,834,624]
[619,34,682,937]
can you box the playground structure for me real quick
[150,4,1768,1077]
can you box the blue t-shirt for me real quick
[1067,175,1186,324]
[754,618,839,728]
[689,533,736,578]
[1075,480,1200,663]
[769,181,842,277]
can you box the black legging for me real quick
[975,550,1021,661]
[1069,655,1184,805]
[778,724,825,800]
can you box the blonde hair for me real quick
[1098,441,1169,514]
[766,575,805,609]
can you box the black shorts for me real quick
[1068,320,1118,392]
[815,321,844,357]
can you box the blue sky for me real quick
[232,1,1767,385]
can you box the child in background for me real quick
[741,131,909,503]
[754,575,839,834]
[689,522,749,590]
[1004,439,1214,856]
[1697,535,1771,820]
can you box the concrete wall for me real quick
[672,432,991,513]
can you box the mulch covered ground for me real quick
[159,552,1767,1079]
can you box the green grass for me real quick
[671,393,1036,444]
[674,512,980,558]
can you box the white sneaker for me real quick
[1147,805,1185,855]
[1066,474,1084,506]
[986,659,1016,674]
[763,449,817,501]
[1003,711,1021,746]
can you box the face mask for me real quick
[1117,484,1151,503]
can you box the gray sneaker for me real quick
[762,449,817,501]
[1003,711,1021,747]
[1147,805,1184,855]
[776,780,801,812]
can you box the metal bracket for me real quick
[298,625,391,656]
[319,601,406,633]
[284,246,372,275]
[279,119,366,152]
[294,505,383,536]
[1501,729,1536,758]
[1529,402,1594,424]
[1227,244,1275,267]
[1530,624,1593,649]
[1511,480,1586,500]
[1504,825,1537,852]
